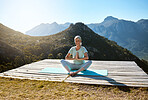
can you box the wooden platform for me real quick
[0,59,148,87]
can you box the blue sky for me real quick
[0,0,148,33]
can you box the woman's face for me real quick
[75,38,81,46]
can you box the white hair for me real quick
[74,35,82,41]
[74,35,82,45]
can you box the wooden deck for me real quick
[0,59,148,87]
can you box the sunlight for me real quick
[0,0,148,33]
[1,0,55,33]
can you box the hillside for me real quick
[0,40,25,72]
[0,23,148,73]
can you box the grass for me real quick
[0,77,148,100]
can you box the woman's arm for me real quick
[65,53,75,60]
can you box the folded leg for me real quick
[79,60,92,70]
[71,60,92,76]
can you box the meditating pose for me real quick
[61,35,92,76]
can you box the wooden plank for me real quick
[37,59,137,67]
[17,63,144,73]
[1,71,148,83]
[90,65,142,69]
[1,72,148,83]
[1,72,148,87]
[1,71,148,79]
[31,59,138,66]
[5,68,148,76]
[17,67,143,73]
[18,60,141,67]
[0,73,67,82]
[13,68,144,73]
[2,71,148,80]
[66,78,148,85]
[2,69,148,81]
[0,73,67,81]
[18,64,144,72]
[1,74,147,87]
[65,80,148,87]
[19,64,142,70]
[16,67,144,74]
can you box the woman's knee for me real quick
[60,59,65,63]
[82,60,92,70]
[87,60,92,64]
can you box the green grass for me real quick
[0,77,148,100]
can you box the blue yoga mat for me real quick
[39,67,108,76]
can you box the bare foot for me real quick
[70,72,74,76]
[70,72,77,76]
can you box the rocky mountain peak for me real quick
[104,16,118,21]
[51,22,58,25]
[137,19,148,23]
[67,22,93,34]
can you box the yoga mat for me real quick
[39,67,108,76]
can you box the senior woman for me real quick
[61,35,92,76]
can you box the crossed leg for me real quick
[61,59,92,76]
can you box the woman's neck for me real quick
[76,45,81,51]
[76,45,81,48]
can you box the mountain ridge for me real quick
[25,22,71,36]
[24,16,148,59]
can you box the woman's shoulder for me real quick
[70,46,76,49]
[81,46,88,52]
[81,46,86,49]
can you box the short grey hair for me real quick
[74,35,82,41]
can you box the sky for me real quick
[0,0,148,33]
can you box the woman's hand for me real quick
[75,52,89,60]
[74,52,79,60]
[76,52,79,59]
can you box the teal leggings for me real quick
[61,59,92,71]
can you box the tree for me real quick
[57,53,63,59]
[48,53,53,59]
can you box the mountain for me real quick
[0,22,148,73]
[87,16,148,60]
[25,17,148,60]
[25,22,71,36]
